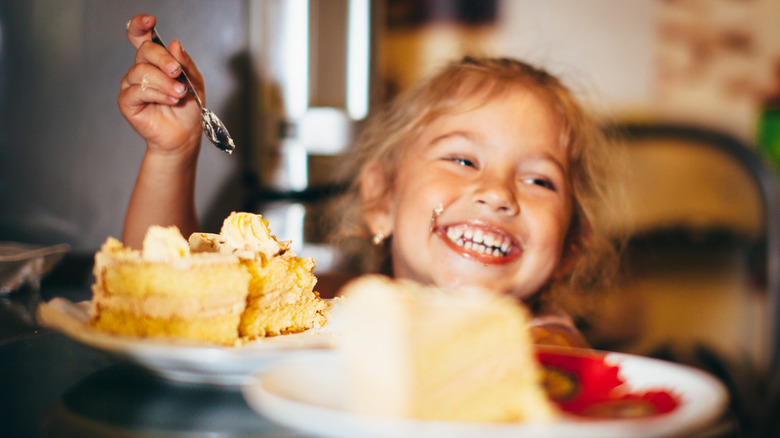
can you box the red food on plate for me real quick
[538,349,680,418]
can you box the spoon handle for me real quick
[150,28,236,154]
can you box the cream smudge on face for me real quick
[429,203,445,233]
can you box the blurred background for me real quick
[4,0,779,254]
[2,1,780,430]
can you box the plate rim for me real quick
[244,350,729,438]
[37,297,337,385]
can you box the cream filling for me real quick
[92,287,246,319]
[189,232,258,260]
[96,248,241,273]
[142,226,191,261]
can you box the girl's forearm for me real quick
[122,145,201,249]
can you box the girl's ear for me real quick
[360,160,394,238]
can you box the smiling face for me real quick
[363,86,573,300]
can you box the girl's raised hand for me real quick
[118,14,204,155]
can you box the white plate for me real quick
[37,298,338,385]
[243,351,729,438]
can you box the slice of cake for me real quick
[335,275,557,423]
[190,212,327,340]
[90,212,327,345]
[239,253,323,338]
[90,226,251,345]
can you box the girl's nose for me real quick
[473,176,520,215]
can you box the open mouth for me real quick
[443,224,518,259]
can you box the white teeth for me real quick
[444,225,513,257]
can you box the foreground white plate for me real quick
[243,352,728,438]
[37,298,337,385]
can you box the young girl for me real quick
[119,14,619,348]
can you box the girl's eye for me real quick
[524,177,556,191]
[446,157,477,168]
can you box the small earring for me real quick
[372,233,385,245]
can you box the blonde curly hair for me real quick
[328,56,621,297]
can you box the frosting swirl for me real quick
[219,211,289,258]
[142,226,191,261]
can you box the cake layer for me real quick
[90,290,247,319]
[239,255,326,338]
[239,302,327,337]
[411,347,552,421]
[97,262,251,300]
[91,307,242,345]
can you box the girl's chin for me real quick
[428,273,536,299]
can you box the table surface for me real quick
[1,258,758,438]
[0,266,312,438]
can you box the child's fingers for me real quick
[121,84,181,113]
[121,63,187,106]
[135,40,183,79]
[168,40,206,104]
[126,14,156,49]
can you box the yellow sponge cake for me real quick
[189,212,327,340]
[90,212,327,345]
[336,275,557,423]
[90,226,250,345]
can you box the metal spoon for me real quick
[150,28,236,154]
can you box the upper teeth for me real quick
[445,225,512,257]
